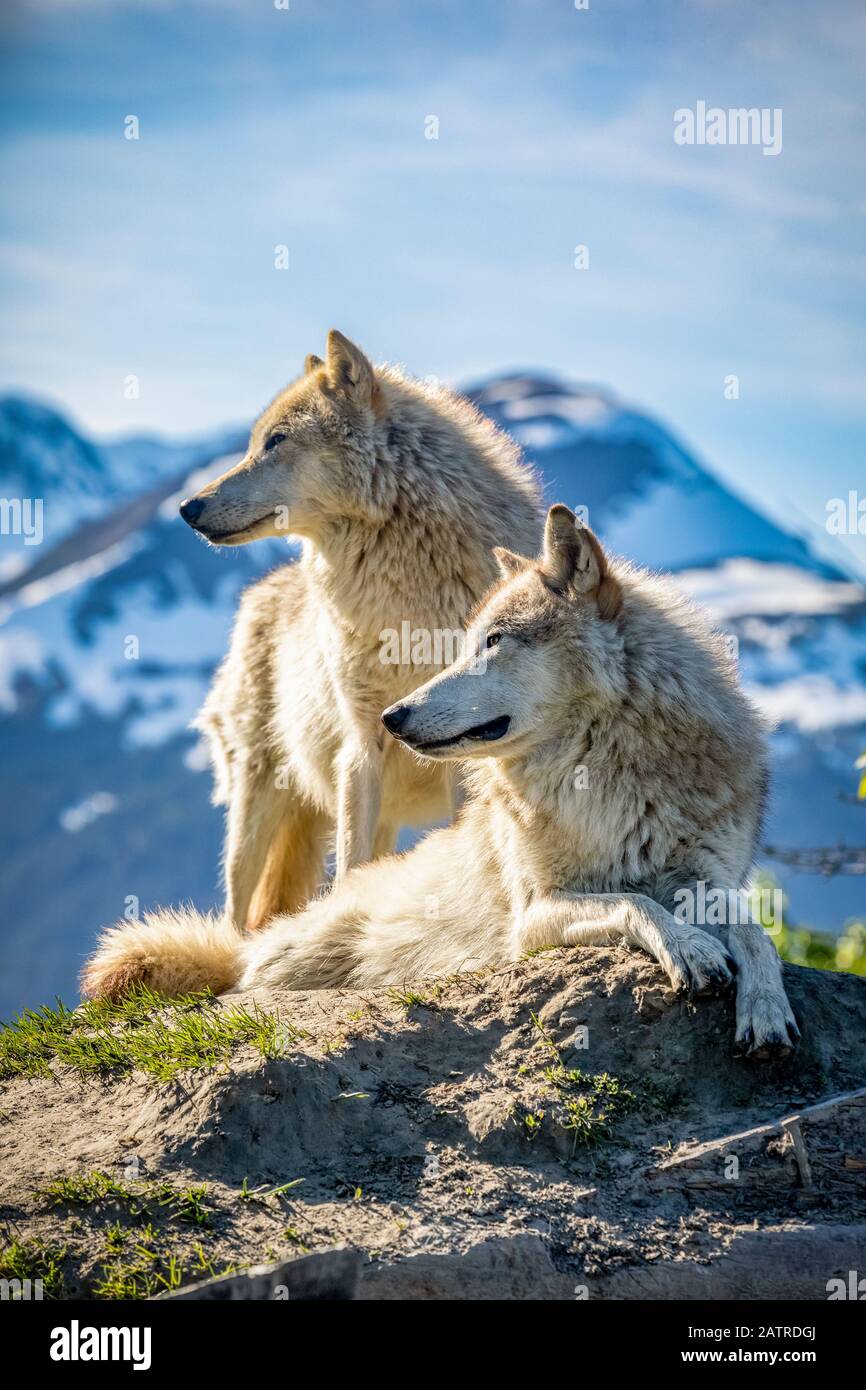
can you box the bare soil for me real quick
[2,946,865,1299]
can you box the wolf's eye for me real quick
[485,630,502,649]
[264,432,287,453]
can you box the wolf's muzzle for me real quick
[381,706,511,753]
[417,714,511,750]
[381,704,411,736]
[179,497,206,528]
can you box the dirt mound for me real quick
[2,946,865,1300]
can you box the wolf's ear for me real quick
[540,505,622,619]
[324,329,375,408]
[493,546,530,579]
[305,353,324,375]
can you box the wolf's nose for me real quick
[179,497,206,527]
[382,705,411,736]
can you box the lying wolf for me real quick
[179,330,540,929]
[83,506,798,1058]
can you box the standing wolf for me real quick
[84,507,798,1058]
[180,331,540,929]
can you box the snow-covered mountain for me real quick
[0,379,863,1016]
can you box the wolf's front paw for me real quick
[735,984,800,1060]
[662,929,735,997]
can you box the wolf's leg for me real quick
[226,762,329,931]
[518,892,734,995]
[335,738,382,881]
[246,801,330,931]
[223,761,287,931]
[724,922,800,1058]
[195,705,234,806]
[372,820,397,858]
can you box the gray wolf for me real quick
[179,330,540,929]
[83,506,798,1058]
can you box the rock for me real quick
[157,1248,361,1300]
[360,1233,573,1300]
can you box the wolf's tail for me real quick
[81,908,244,1002]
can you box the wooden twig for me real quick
[760,844,866,877]
[782,1116,813,1188]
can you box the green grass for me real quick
[23,1176,247,1300]
[513,1013,640,1150]
[238,1177,306,1205]
[0,984,305,1082]
[38,1171,212,1227]
[93,1246,184,1300]
[283,1226,310,1252]
[386,986,436,1011]
[92,1235,240,1300]
[30,1169,311,1300]
[103,1221,127,1256]
[0,1235,67,1299]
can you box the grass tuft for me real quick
[512,1013,639,1150]
[387,986,435,1011]
[27,1176,245,1300]
[93,1236,240,1300]
[0,1235,67,1299]
[0,985,304,1082]
[38,1171,212,1227]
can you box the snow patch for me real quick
[678,560,864,619]
[751,676,866,733]
[503,393,614,429]
[0,537,142,624]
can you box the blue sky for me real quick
[1,0,864,568]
